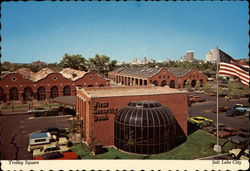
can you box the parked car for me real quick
[189,116,213,127]
[188,95,201,103]
[211,106,229,113]
[41,127,60,136]
[202,123,226,133]
[226,109,245,116]
[228,133,249,145]
[229,95,240,99]
[27,132,52,152]
[195,90,204,94]
[220,80,229,84]
[197,98,206,103]
[27,107,47,114]
[229,148,249,160]
[33,151,78,160]
[214,127,239,138]
[33,144,71,157]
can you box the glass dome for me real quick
[114,100,178,154]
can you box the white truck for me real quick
[27,132,53,152]
[33,144,70,157]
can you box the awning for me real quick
[53,96,76,106]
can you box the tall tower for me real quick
[183,51,194,62]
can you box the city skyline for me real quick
[1,1,248,63]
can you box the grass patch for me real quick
[71,130,240,160]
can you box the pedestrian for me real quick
[225,95,229,102]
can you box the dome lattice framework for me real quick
[114,100,178,154]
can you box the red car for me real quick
[214,127,239,138]
[34,151,78,160]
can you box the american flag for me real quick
[218,49,249,86]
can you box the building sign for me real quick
[93,102,118,122]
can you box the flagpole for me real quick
[214,46,222,152]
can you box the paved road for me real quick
[188,93,249,130]
[0,114,72,160]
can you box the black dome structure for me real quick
[114,100,178,154]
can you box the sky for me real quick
[1,1,249,63]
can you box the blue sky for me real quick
[1,1,249,63]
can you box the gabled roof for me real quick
[16,68,54,82]
[59,68,87,81]
[1,67,91,82]
[168,67,192,77]
[110,67,161,78]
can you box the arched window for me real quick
[152,80,158,86]
[37,87,46,101]
[169,80,175,88]
[191,80,196,88]
[50,86,59,99]
[161,80,167,87]
[23,87,33,101]
[9,87,19,100]
[63,86,71,96]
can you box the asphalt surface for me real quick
[0,114,72,160]
[188,93,249,130]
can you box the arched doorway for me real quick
[0,87,5,102]
[169,80,175,88]
[50,86,59,99]
[37,87,46,101]
[9,87,19,100]
[87,85,94,87]
[152,80,158,86]
[23,87,33,101]
[63,86,71,96]
[200,79,204,87]
[183,80,188,88]
[191,80,196,88]
[99,84,104,87]
[161,80,167,87]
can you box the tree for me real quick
[203,84,212,93]
[60,54,87,71]
[185,80,192,92]
[88,54,117,76]
[228,83,240,96]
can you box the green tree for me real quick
[203,84,212,93]
[60,54,87,71]
[228,83,240,96]
[185,80,192,92]
[88,54,117,76]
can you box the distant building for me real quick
[205,49,218,63]
[32,60,46,66]
[183,51,195,62]
[0,68,109,102]
[108,66,207,89]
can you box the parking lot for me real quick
[0,114,72,160]
[0,93,249,160]
[188,93,249,130]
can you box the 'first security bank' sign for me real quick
[93,102,118,122]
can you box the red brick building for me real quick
[0,68,109,102]
[108,67,207,88]
[76,86,188,153]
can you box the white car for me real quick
[33,144,70,157]
[229,148,249,160]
